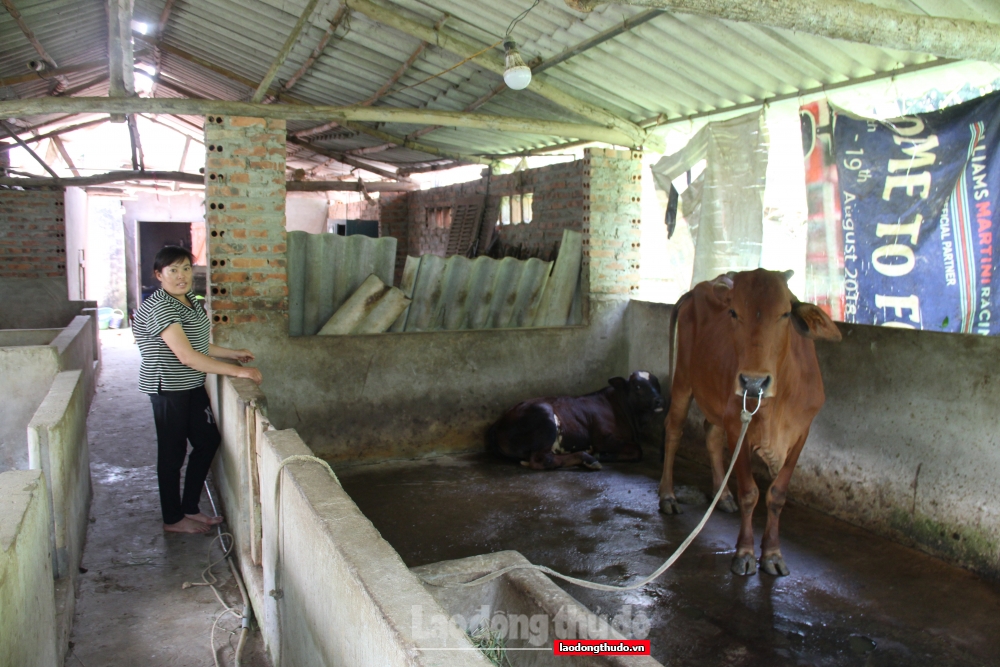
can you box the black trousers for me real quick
[149,386,221,525]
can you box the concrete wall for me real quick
[258,428,487,666]
[0,469,58,667]
[0,276,95,329]
[216,299,631,465]
[65,187,87,302]
[0,315,98,473]
[0,344,59,472]
[27,370,91,654]
[206,373,490,666]
[624,300,1000,580]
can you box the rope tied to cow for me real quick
[423,389,763,593]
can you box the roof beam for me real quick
[570,0,1000,64]
[2,0,59,68]
[0,117,110,152]
[141,37,492,165]
[127,114,144,171]
[50,136,80,177]
[0,119,60,181]
[252,0,323,103]
[288,136,409,181]
[343,0,655,149]
[282,3,350,94]
[360,15,447,107]
[107,0,135,122]
[0,97,637,146]
[0,170,417,191]
[287,179,417,192]
[0,59,107,88]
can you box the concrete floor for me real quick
[66,329,269,667]
[339,453,1000,667]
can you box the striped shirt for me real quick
[133,289,211,394]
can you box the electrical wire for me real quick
[506,0,541,38]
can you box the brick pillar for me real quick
[204,116,287,336]
[378,192,410,286]
[583,148,642,299]
[0,190,67,279]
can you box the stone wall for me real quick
[0,189,66,279]
[204,116,288,335]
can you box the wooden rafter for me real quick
[0,98,638,147]
[0,169,417,191]
[0,59,107,88]
[288,136,408,181]
[50,136,80,177]
[138,36,485,165]
[1,0,59,68]
[0,117,110,152]
[252,0,323,103]
[0,119,60,180]
[282,4,350,94]
[359,15,447,107]
[342,0,656,149]
[573,0,1000,64]
[127,114,145,171]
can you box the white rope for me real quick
[180,531,240,667]
[423,397,760,592]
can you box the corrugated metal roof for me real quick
[2,0,996,173]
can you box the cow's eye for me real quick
[781,311,791,318]
[729,309,737,319]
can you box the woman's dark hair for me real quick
[153,245,195,273]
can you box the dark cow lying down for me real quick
[487,372,667,470]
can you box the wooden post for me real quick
[573,0,1000,64]
[107,0,135,122]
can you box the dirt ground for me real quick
[65,329,269,667]
[339,451,1000,667]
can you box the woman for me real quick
[132,246,263,534]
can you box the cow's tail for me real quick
[669,289,693,385]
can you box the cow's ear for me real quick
[791,302,842,341]
[782,269,794,283]
[608,377,628,392]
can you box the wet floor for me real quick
[338,452,1000,667]
[67,330,269,667]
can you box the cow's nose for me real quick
[739,373,771,396]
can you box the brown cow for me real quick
[660,269,841,576]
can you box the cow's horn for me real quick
[782,270,794,282]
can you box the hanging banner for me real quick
[833,92,1000,334]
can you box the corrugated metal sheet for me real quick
[3,0,996,165]
[397,228,583,332]
[286,231,397,335]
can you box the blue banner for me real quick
[834,92,1000,334]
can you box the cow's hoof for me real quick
[658,497,682,515]
[583,460,602,470]
[761,554,789,576]
[717,494,739,514]
[731,553,757,576]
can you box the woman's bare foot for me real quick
[185,512,224,526]
[164,517,211,534]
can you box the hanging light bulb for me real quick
[503,40,532,90]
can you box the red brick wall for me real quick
[377,192,410,285]
[379,152,640,298]
[204,116,287,329]
[0,189,66,279]
[381,160,587,266]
